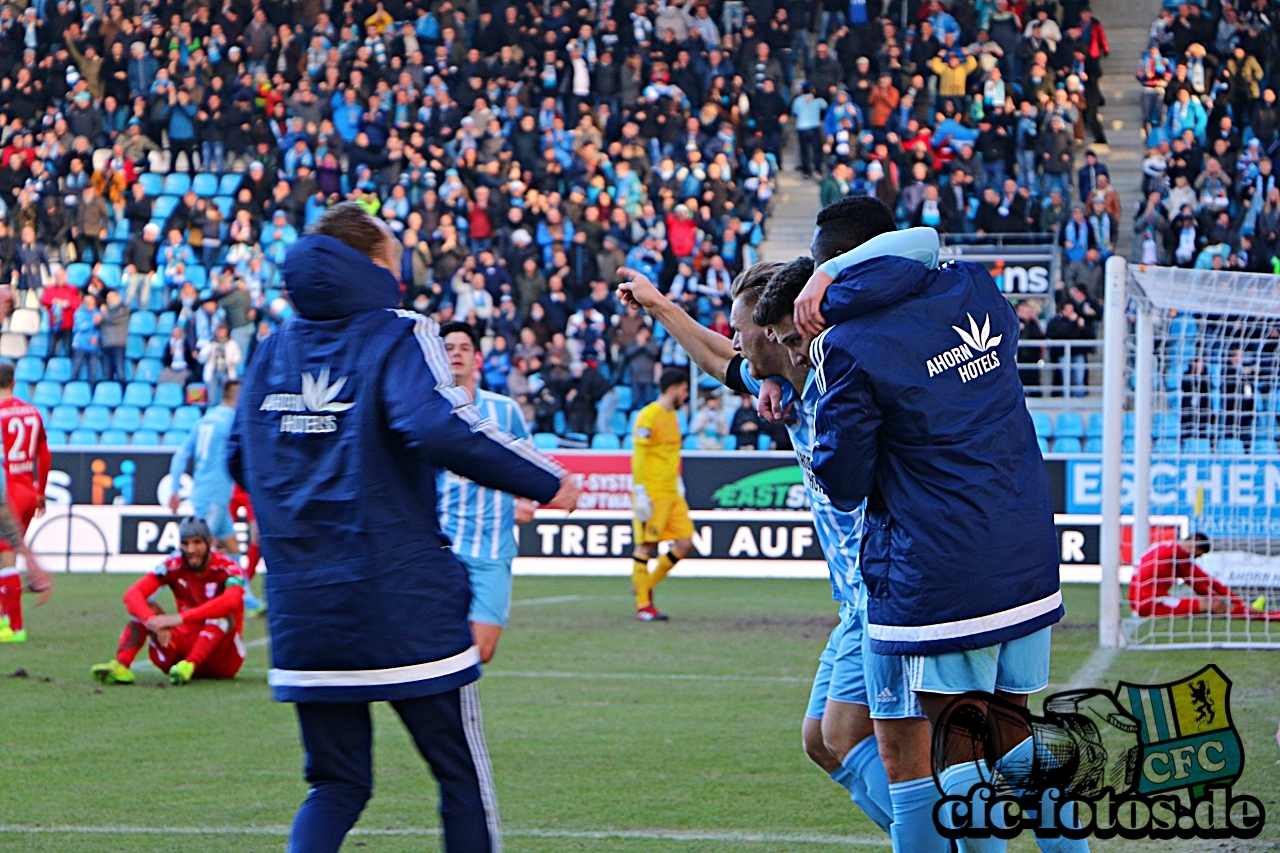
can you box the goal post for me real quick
[1099,258,1280,650]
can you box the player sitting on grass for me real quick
[630,365,694,621]
[438,321,539,662]
[1129,533,1280,618]
[92,517,247,686]
[0,362,50,643]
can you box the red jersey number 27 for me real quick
[8,415,40,463]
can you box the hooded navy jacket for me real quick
[809,256,1061,656]
[228,235,564,702]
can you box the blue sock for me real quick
[844,736,892,833]
[993,739,1091,853]
[888,777,950,853]
[938,761,1006,853]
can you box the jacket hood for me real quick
[282,234,399,321]
[821,256,935,325]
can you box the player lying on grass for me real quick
[789,198,1081,853]
[438,321,539,661]
[1131,533,1280,619]
[629,366,694,621]
[0,361,50,643]
[92,517,246,686]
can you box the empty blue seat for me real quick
[15,357,43,383]
[162,173,191,196]
[591,433,621,450]
[163,430,189,446]
[218,174,242,196]
[1037,436,1050,453]
[533,433,558,449]
[682,434,699,449]
[91,381,123,407]
[111,219,130,241]
[1054,411,1085,438]
[757,434,773,450]
[49,406,80,431]
[156,312,177,337]
[552,411,565,434]
[133,359,162,383]
[676,410,689,434]
[25,334,49,359]
[1052,437,1082,453]
[139,173,163,196]
[141,406,171,431]
[122,381,153,407]
[615,386,633,410]
[61,381,92,407]
[131,429,160,446]
[102,243,125,264]
[152,196,178,220]
[111,405,142,431]
[622,434,633,449]
[99,429,129,446]
[1153,412,1180,439]
[44,357,72,382]
[1219,438,1247,455]
[1154,438,1180,454]
[1086,413,1104,438]
[66,262,92,287]
[186,264,207,289]
[45,428,68,445]
[213,195,234,219]
[129,312,157,336]
[723,434,738,450]
[627,410,642,434]
[1084,437,1103,453]
[1031,411,1053,438]
[69,428,98,446]
[32,381,62,407]
[1123,411,1136,437]
[1183,438,1213,453]
[144,335,166,358]
[80,406,111,431]
[126,335,145,359]
[153,383,183,408]
[192,173,219,197]
[98,264,121,289]
[14,384,31,402]
[172,406,202,431]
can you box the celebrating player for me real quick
[437,321,539,662]
[91,517,246,685]
[630,365,694,621]
[794,198,1073,853]
[0,362,49,643]
[229,204,578,853]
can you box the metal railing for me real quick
[1016,339,1104,400]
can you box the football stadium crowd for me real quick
[0,0,1270,449]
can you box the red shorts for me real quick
[148,620,245,679]
[229,485,255,523]
[0,484,39,554]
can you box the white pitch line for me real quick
[511,594,585,606]
[1065,646,1118,691]
[0,825,888,846]
[484,670,809,683]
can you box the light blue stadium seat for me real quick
[91,381,122,407]
[1086,413,1104,438]
[552,411,565,434]
[126,335,145,359]
[69,429,98,446]
[66,262,91,287]
[144,335,166,358]
[1084,437,1103,453]
[44,357,72,382]
[133,359,162,383]
[218,174,241,196]
[172,406,201,431]
[1153,412,1180,439]
[622,434,633,449]
[32,381,61,407]
[156,312,177,337]
[49,406,80,431]
[152,196,178,220]
[46,428,67,445]
[1037,436,1050,453]
[100,429,129,446]
[153,383,183,408]
[1219,438,1247,455]
[111,405,142,431]
[139,173,163,197]
[1154,438,1180,454]
[187,265,207,289]
[1054,411,1085,438]
[141,406,171,431]
[163,430,189,446]
[162,173,191,196]
[102,243,125,264]
[1031,411,1053,438]
[25,334,49,359]
[757,434,773,450]
[676,410,688,434]
[14,384,30,402]
[723,434,738,450]
[15,357,43,383]
[1052,437,1082,453]
[1183,438,1213,453]
[146,286,168,312]
[1123,411,1136,437]
[608,410,627,435]
[213,195,234,219]
[111,220,130,241]
[98,264,121,289]
[533,433,559,449]
[192,173,218,197]
[591,433,620,450]
[129,312,157,336]
[123,381,153,407]
[615,386,632,411]
[61,381,92,408]
[682,434,699,449]
[131,429,160,446]
[80,406,111,431]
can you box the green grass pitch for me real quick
[2,575,1278,852]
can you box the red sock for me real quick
[245,542,260,581]
[0,575,22,631]
[115,619,149,666]
[185,621,228,669]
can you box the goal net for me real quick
[1104,261,1280,650]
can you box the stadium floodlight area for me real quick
[1099,259,1280,650]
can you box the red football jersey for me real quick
[151,551,246,629]
[0,397,49,493]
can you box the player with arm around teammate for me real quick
[91,517,247,685]
[438,321,539,662]
[0,361,50,643]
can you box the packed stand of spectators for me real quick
[0,0,821,447]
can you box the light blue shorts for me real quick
[196,497,235,542]
[906,626,1053,696]
[459,554,513,627]
[861,601,925,720]
[805,602,868,719]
